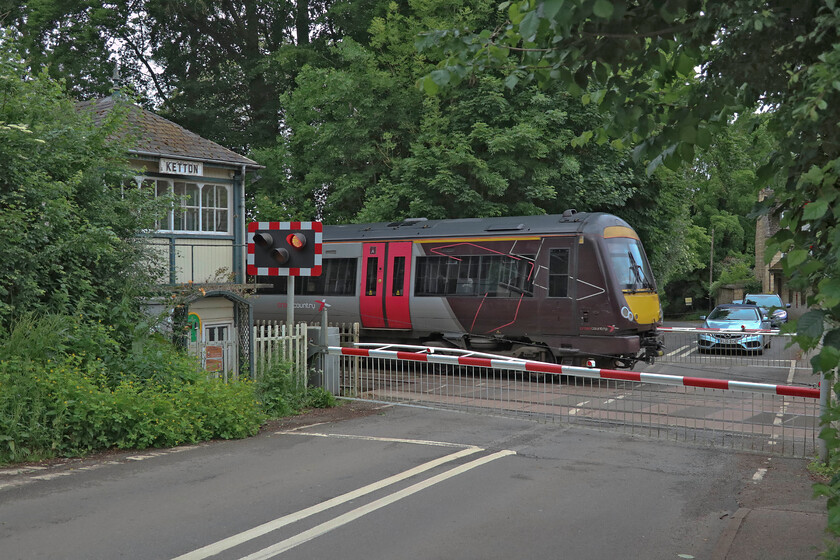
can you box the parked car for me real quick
[697,304,772,354]
[743,293,790,326]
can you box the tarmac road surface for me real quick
[0,401,831,560]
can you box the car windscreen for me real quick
[745,295,783,308]
[708,307,760,321]
[606,238,655,292]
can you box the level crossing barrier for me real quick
[329,344,821,458]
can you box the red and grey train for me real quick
[252,210,664,368]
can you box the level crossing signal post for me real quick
[247,221,323,330]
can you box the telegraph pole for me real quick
[709,227,715,311]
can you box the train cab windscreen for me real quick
[607,238,655,292]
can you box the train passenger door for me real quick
[385,242,412,329]
[360,242,413,329]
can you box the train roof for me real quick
[322,211,635,241]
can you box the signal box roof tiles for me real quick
[77,96,260,169]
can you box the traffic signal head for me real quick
[286,233,307,249]
[247,221,322,276]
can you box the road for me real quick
[0,324,824,559]
[1,403,777,560]
[648,321,815,388]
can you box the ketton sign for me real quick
[159,158,203,176]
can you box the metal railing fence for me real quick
[188,339,239,381]
[657,326,810,369]
[330,344,821,458]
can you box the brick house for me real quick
[754,189,808,318]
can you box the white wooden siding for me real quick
[174,239,234,283]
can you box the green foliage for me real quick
[0,315,265,465]
[709,255,762,297]
[251,0,689,288]
[420,0,840,545]
[255,357,337,417]
[305,386,337,409]
[255,358,307,417]
[0,32,160,336]
[2,0,387,152]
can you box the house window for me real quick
[140,177,231,234]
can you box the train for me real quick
[252,210,664,368]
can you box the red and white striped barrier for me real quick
[658,326,785,335]
[328,346,819,399]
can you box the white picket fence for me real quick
[251,321,360,385]
[252,322,309,382]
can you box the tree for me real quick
[1,0,390,153]
[666,114,780,310]
[0,31,160,336]
[252,1,688,232]
[419,0,840,544]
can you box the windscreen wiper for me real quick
[627,251,644,291]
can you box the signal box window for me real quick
[548,249,570,298]
[201,184,229,232]
[415,255,534,298]
[138,177,230,234]
[257,258,357,296]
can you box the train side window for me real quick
[548,248,570,298]
[478,257,499,296]
[255,258,357,296]
[415,256,447,296]
[415,255,532,297]
[497,256,534,297]
[256,275,288,295]
[392,257,406,296]
[365,257,378,296]
[455,256,479,295]
[322,258,357,295]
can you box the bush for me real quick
[0,352,265,464]
[305,386,337,409]
[255,358,337,417]
[0,314,337,466]
[0,314,266,465]
[255,358,308,417]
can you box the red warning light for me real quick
[287,233,307,249]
